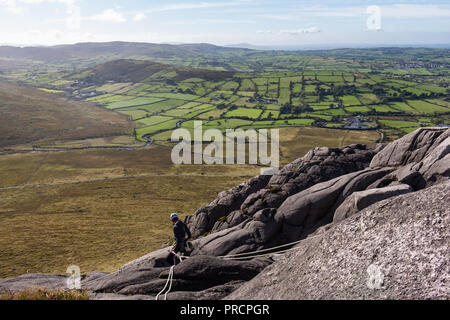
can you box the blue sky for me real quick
[0,0,449,47]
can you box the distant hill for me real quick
[66,59,233,84]
[0,42,253,64]
[1,42,448,73]
[0,81,133,149]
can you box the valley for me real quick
[0,43,448,279]
[1,46,447,149]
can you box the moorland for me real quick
[0,43,448,277]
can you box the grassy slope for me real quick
[0,81,133,149]
[0,127,380,278]
[70,59,233,83]
[0,288,90,300]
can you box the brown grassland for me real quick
[0,81,133,150]
[0,121,379,278]
[0,288,90,300]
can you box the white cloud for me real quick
[381,4,450,18]
[133,12,146,21]
[145,1,241,14]
[90,8,126,23]
[280,27,321,35]
[0,0,81,31]
[0,0,23,14]
[66,3,81,30]
[256,30,272,34]
[305,4,450,19]
[0,29,94,46]
[0,0,76,14]
[257,13,294,21]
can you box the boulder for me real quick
[115,256,270,296]
[186,129,449,256]
[188,144,377,238]
[276,168,394,242]
[160,256,270,283]
[186,175,271,238]
[90,292,154,300]
[84,267,165,293]
[118,278,209,295]
[191,208,283,256]
[240,144,377,219]
[118,247,172,270]
[368,129,450,190]
[164,281,245,300]
[0,274,68,293]
[333,184,413,223]
[370,128,447,168]
[227,180,450,300]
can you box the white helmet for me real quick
[170,213,179,220]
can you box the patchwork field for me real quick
[7,56,444,147]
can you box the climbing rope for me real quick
[218,234,323,260]
[221,242,317,261]
[155,251,183,301]
[155,266,174,301]
[155,234,323,300]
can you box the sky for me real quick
[0,0,449,47]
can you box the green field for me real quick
[369,105,397,113]
[106,97,165,109]
[225,108,263,119]
[342,95,361,106]
[407,100,449,114]
[346,106,371,113]
[2,47,448,145]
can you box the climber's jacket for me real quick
[173,220,191,252]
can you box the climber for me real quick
[166,213,192,266]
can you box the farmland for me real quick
[0,44,448,278]
[46,61,449,141]
[2,47,448,146]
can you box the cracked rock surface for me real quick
[1,128,448,300]
[226,180,450,300]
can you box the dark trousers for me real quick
[166,240,186,266]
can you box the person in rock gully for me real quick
[167,213,192,266]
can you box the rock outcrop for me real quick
[185,175,272,238]
[226,180,450,300]
[333,184,413,223]
[0,128,448,300]
[83,255,270,297]
[369,127,450,190]
[187,144,378,238]
[188,128,449,257]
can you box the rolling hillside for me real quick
[0,81,133,149]
[0,42,255,72]
[0,42,252,63]
[67,59,233,84]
